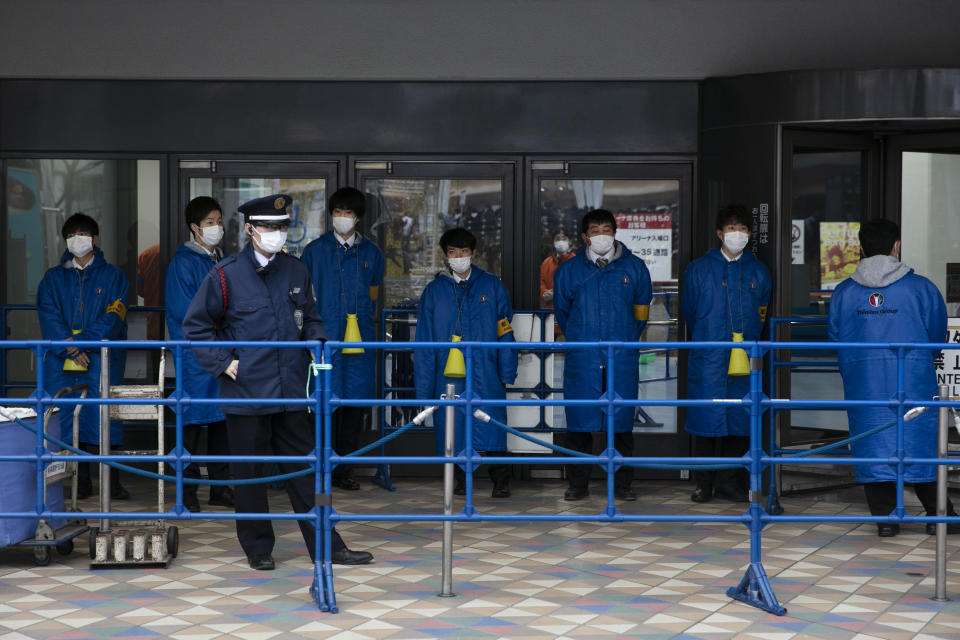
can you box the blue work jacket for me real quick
[681,248,771,437]
[414,267,518,454]
[36,248,129,444]
[301,232,384,401]
[828,267,946,483]
[182,243,326,416]
[165,241,225,426]
[554,243,652,433]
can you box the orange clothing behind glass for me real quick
[540,252,574,308]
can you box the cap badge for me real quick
[274,197,286,210]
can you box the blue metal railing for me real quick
[2,335,959,616]
[374,293,678,489]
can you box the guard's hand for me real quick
[224,359,239,380]
[73,351,91,368]
[64,336,80,357]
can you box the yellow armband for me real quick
[106,299,127,321]
[633,304,649,321]
[497,317,513,338]
[758,305,768,322]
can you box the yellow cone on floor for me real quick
[342,313,364,354]
[63,329,88,372]
[443,335,466,378]
[728,332,750,376]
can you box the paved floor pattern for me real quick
[1,478,959,639]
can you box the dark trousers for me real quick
[453,452,511,487]
[77,442,123,491]
[226,411,345,559]
[692,435,749,491]
[166,421,231,500]
[863,481,957,517]
[564,432,633,491]
[332,406,364,482]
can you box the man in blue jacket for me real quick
[554,209,652,502]
[37,213,130,500]
[165,196,234,511]
[301,187,385,491]
[681,204,771,503]
[414,228,518,498]
[183,194,372,569]
[828,220,957,537]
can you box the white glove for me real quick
[224,360,239,380]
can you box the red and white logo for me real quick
[868,292,884,308]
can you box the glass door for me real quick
[777,130,880,491]
[176,158,344,258]
[527,159,693,474]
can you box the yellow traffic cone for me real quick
[63,329,88,372]
[728,332,750,376]
[443,335,466,378]
[342,313,364,354]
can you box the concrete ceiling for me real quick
[2,0,960,81]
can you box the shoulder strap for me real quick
[217,268,228,323]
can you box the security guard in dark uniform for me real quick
[183,194,373,570]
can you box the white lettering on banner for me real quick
[937,320,960,400]
[614,212,672,282]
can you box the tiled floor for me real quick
[2,477,960,639]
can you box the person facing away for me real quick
[36,212,131,500]
[414,227,518,498]
[681,204,771,504]
[553,208,652,502]
[828,219,958,537]
[164,196,234,512]
[301,187,385,491]
[182,193,373,570]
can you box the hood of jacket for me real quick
[850,255,912,288]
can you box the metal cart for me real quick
[8,385,91,566]
[89,346,178,568]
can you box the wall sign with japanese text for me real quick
[614,212,672,282]
[937,319,960,399]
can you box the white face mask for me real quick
[723,231,750,255]
[554,240,570,254]
[252,229,288,255]
[331,215,356,236]
[66,235,93,259]
[198,224,224,247]
[589,233,615,256]
[447,256,472,275]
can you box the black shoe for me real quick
[615,488,637,501]
[183,495,201,512]
[926,522,960,535]
[691,485,713,503]
[713,484,747,502]
[331,548,373,565]
[209,487,235,508]
[111,485,131,500]
[491,483,511,498]
[76,481,93,500]
[453,482,466,496]
[877,523,900,537]
[564,487,589,501]
[248,554,275,570]
[333,476,361,491]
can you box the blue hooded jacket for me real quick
[300,231,384,401]
[182,242,326,416]
[165,240,225,426]
[828,255,946,483]
[681,247,771,437]
[553,242,652,433]
[36,247,129,444]
[414,266,518,454]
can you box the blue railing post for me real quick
[317,340,336,612]
[604,343,616,515]
[464,343,475,516]
[171,345,186,514]
[893,346,907,523]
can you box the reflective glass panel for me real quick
[189,177,328,258]
[4,158,161,392]
[362,178,503,307]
